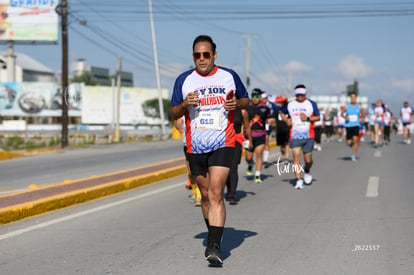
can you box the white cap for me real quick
[294,87,306,95]
[261,93,268,99]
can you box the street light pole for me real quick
[61,0,69,148]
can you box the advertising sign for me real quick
[81,86,168,125]
[0,82,82,117]
[0,0,58,42]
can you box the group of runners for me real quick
[170,34,412,266]
[178,86,413,205]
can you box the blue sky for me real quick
[2,0,414,113]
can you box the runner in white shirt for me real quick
[336,106,346,142]
[374,99,385,147]
[400,101,413,144]
[280,84,320,190]
[383,106,392,145]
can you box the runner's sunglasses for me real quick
[193,52,212,59]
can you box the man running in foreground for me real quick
[171,35,249,265]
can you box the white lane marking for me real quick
[0,182,182,241]
[366,176,379,198]
[0,189,29,196]
[374,151,381,158]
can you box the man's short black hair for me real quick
[192,35,216,53]
[294,84,306,90]
[251,88,262,95]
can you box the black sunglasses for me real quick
[193,52,212,59]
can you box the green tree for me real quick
[70,72,96,86]
[142,98,171,122]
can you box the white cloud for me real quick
[337,55,372,79]
[284,60,312,73]
[391,78,414,91]
[256,71,286,85]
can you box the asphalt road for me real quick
[0,139,185,195]
[0,135,413,274]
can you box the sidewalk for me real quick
[0,158,187,224]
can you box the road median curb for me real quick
[0,164,187,224]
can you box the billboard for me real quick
[81,86,168,125]
[0,83,169,125]
[0,82,82,117]
[0,0,58,42]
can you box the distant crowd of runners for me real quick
[177,87,412,201]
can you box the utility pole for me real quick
[61,0,69,148]
[114,56,122,142]
[148,0,166,139]
[241,34,257,91]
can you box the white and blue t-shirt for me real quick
[171,66,248,154]
[401,106,412,124]
[282,99,320,140]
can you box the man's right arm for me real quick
[171,101,187,120]
[171,92,200,120]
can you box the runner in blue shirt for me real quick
[341,92,364,161]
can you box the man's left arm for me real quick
[224,95,249,111]
[310,101,321,122]
[226,70,249,110]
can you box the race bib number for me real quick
[293,118,308,130]
[195,112,222,130]
[348,115,358,122]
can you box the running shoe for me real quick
[408,139,411,145]
[190,193,196,201]
[205,242,223,265]
[246,166,253,176]
[195,199,201,207]
[304,173,313,185]
[255,176,262,184]
[294,179,304,189]
[351,156,357,162]
[228,197,238,205]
